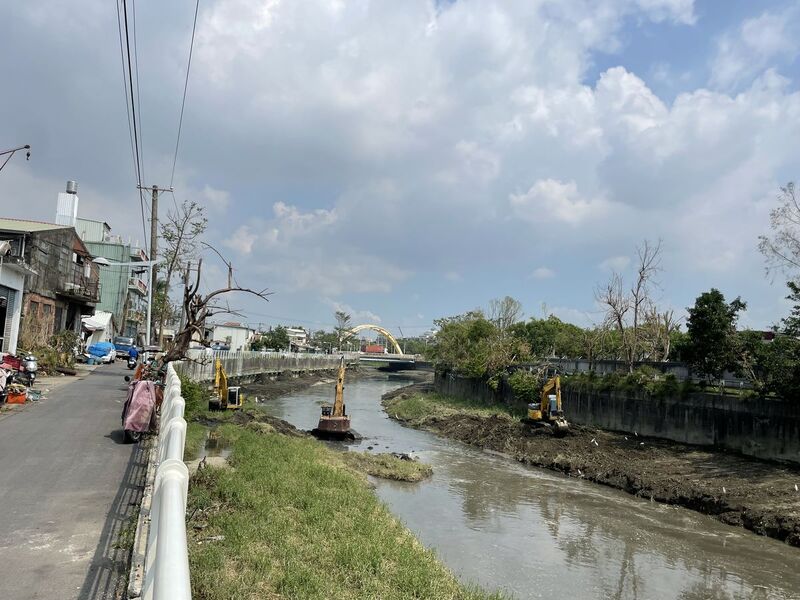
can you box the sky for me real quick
[1,0,799,336]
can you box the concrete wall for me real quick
[562,387,800,464]
[433,372,800,465]
[175,350,350,382]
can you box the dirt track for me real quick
[383,384,800,547]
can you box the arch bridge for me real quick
[344,324,403,354]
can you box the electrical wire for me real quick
[169,0,200,192]
[131,0,146,188]
[119,0,149,258]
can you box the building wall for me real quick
[0,266,24,354]
[210,325,253,351]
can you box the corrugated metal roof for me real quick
[0,217,69,233]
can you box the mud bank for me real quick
[241,368,363,403]
[383,384,800,547]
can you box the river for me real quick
[253,374,800,600]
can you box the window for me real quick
[29,301,39,316]
[43,304,51,317]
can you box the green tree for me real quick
[430,310,529,378]
[335,311,352,349]
[510,315,584,358]
[781,281,800,336]
[255,326,290,351]
[685,289,746,380]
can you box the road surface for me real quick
[0,363,146,599]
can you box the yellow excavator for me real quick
[526,374,569,436]
[311,356,353,440]
[208,358,243,411]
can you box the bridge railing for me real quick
[140,363,191,600]
[175,350,352,381]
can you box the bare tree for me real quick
[595,240,663,371]
[162,257,271,363]
[488,296,523,332]
[758,182,800,276]
[157,200,207,345]
[595,272,631,367]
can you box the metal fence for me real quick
[176,349,351,381]
[142,363,191,600]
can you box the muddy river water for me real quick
[254,375,800,600]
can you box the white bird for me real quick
[594,440,599,447]
[577,469,583,477]
[624,436,628,440]
[634,431,638,437]
[639,442,644,446]
[795,483,798,492]
[722,486,727,494]
[590,438,596,444]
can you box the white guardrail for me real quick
[141,363,191,599]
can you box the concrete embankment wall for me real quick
[175,350,349,382]
[434,372,800,465]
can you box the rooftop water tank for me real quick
[66,180,78,195]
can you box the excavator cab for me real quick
[209,359,244,410]
[526,373,569,436]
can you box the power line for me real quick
[114,0,137,185]
[131,0,146,188]
[119,0,149,257]
[169,0,200,191]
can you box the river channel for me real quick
[252,374,800,600]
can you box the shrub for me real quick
[507,370,541,403]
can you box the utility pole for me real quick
[178,261,190,331]
[138,184,172,346]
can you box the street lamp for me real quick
[0,144,31,174]
[92,256,164,346]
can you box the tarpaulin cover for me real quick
[87,342,114,357]
[122,380,156,432]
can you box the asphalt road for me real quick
[0,363,147,600]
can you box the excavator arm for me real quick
[331,356,346,417]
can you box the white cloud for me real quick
[710,7,800,90]
[510,179,612,225]
[200,185,231,211]
[532,267,555,279]
[444,271,462,282]
[599,256,631,271]
[323,298,382,325]
[224,225,256,255]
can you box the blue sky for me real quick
[1,0,800,336]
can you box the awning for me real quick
[82,310,114,331]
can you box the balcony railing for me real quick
[127,310,145,324]
[128,277,148,296]
[59,273,101,303]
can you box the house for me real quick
[0,217,100,350]
[206,322,255,352]
[286,327,308,350]
[77,218,149,342]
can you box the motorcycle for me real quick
[22,354,37,386]
[127,355,137,370]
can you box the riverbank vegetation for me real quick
[180,375,500,599]
[339,451,433,482]
[186,426,502,599]
[384,387,523,424]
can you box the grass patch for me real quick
[188,428,505,600]
[113,506,140,551]
[339,451,433,482]
[184,422,208,461]
[385,391,523,426]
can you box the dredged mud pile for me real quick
[383,384,800,547]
